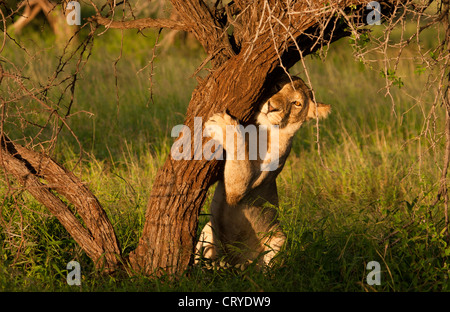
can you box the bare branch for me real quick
[90,14,191,32]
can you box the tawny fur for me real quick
[196,76,331,267]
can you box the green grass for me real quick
[1,19,449,291]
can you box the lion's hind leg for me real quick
[195,221,217,263]
[261,229,286,266]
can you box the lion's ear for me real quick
[307,102,331,120]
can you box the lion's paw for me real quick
[206,112,237,129]
[204,112,238,146]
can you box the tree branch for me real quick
[170,0,236,68]
[0,135,121,270]
[90,14,191,32]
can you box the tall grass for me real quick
[0,21,448,291]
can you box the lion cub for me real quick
[196,76,331,267]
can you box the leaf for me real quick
[380,69,404,89]
[444,247,450,257]
[414,65,426,75]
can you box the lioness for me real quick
[196,75,331,267]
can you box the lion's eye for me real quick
[292,101,302,107]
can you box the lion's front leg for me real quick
[205,112,254,205]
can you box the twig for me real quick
[90,14,190,32]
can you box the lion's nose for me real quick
[267,101,278,113]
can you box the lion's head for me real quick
[256,76,331,129]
